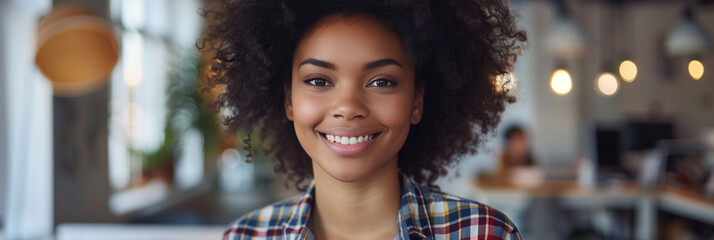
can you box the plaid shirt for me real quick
[224,173,521,240]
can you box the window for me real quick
[108,0,204,213]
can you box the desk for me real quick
[471,179,714,240]
[658,187,714,225]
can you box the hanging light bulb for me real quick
[547,2,586,59]
[595,72,619,96]
[689,60,704,80]
[666,8,709,57]
[551,69,572,95]
[619,60,637,82]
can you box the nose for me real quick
[330,86,368,120]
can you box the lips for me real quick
[321,132,380,145]
[317,129,382,156]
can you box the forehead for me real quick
[293,14,410,67]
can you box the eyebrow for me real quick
[364,58,403,70]
[298,58,336,70]
[298,58,404,71]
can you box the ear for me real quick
[284,82,294,121]
[410,84,424,124]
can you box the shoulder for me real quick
[222,197,298,240]
[420,187,521,240]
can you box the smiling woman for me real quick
[199,0,526,239]
[287,15,420,185]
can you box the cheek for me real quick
[371,94,414,134]
[291,92,326,131]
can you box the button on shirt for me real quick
[223,173,521,240]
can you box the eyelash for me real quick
[303,77,398,88]
[367,78,397,87]
[304,78,334,87]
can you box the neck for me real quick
[310,158,401,240]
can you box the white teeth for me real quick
[325,133,376,145]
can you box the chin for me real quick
[315,158,377,183]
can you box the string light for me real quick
[551,69,572,95]
[688,60,704,80]
[595,73,619,96]
[619,60,637,82]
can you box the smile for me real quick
[321,133,380,145]
[318,131,382,156]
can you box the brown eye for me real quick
[304,78,334,87]
[367,78,396,87]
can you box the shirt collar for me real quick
[282,172,435,240]
[282,181,315,240]
[397,172,435,240]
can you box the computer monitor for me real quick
[592,121,675,180]
[594,126,621,168]
[622,121,674,151]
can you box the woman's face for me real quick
[286,14,423,182]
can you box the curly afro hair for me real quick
[199,0,526,189]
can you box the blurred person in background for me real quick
[497,125,538,186]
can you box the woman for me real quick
[200,1,526,239]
